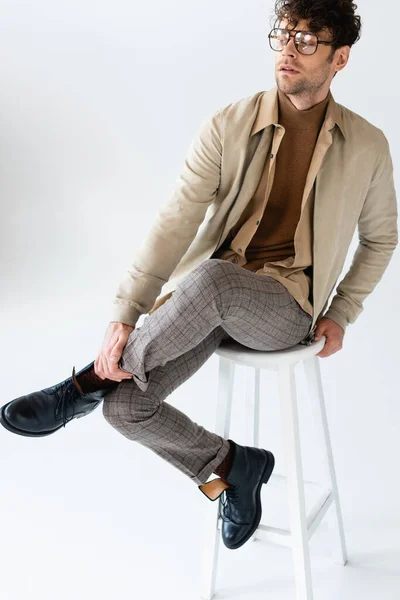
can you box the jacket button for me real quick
[256,221,260,225]
[238,248,242,253]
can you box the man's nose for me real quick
[281,35,297,57]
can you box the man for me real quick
[1,0,397,551]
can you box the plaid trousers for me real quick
[102,259,313,486]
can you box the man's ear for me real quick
[335,45,350,73]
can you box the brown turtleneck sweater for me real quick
[244,89,329,265]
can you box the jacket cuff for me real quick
[109,303,142,328]
[321,307,348,332]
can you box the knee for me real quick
[194,258,234,277]
[181,258,237,296]
[102,386,160,428]
[102,390,121,426]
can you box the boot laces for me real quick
[54,378,77,428]
[219,484,242,524]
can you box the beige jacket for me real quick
[210,87,331,319]
[110,86,398,341]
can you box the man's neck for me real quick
[283,87,331,111]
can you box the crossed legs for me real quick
[102,259,312,486]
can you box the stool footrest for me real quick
[216,475,334,548]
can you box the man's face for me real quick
[274,18,338,96]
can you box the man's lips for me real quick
[279,65,300,74]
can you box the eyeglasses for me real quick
[268,28,334,56]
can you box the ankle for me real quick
[213,439,234,484]
[74,364,119,394]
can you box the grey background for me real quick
[1,1,399,598]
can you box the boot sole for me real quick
[223,449,275,550]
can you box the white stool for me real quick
[200,335,348,600]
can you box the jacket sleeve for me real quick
[109,108,223,327]
[323,133,398,331]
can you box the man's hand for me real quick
[314,317,345,358]
[95,322,135,382]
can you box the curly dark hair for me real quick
[272,0,362,50]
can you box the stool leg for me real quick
[200,356,235,600]
[303,356,348,566]
[278,364,314,600]
[245,367,261,447]
[245,367,261,542]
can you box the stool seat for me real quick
[216,336,326,369]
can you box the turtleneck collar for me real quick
[277,87,330,131]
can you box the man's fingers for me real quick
[94,357,100,375]
[117,368,133,379]
[314,329,327,341]
[105,349,132,381]
[318,349,338,358]
[94,356,107,379]
[315,333,332,355]
[314,319,344,358]
[109,364,133,379]
[94,324,135,382]
[94,354,127,382]
[107,346,123,372]
[317,341,341,357]
[102,361,132,382]
[109,339,127,365]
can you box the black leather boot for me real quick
[0,361,117,437]
[215,440,275,550]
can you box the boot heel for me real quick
[261,451,275,484]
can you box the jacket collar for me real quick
[250,86,346,140]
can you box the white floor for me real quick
[1,315,400,600]
[2,438,400,600]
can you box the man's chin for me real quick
[276,75,304,95]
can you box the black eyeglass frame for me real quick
[268,28,334,55]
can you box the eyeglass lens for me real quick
[269,28,318,55]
